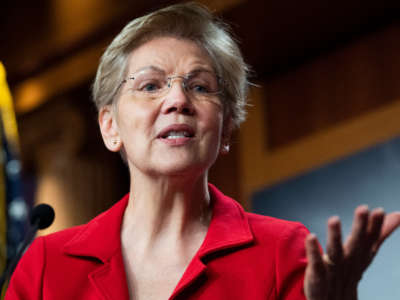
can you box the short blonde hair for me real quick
[92,2,249,128]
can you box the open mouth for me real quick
[161,130,195,139]
[157,124,195,140]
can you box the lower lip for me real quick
[158,137,193,146]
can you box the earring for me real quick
[221,144,230,154]
[112,139,120,147]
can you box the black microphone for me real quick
[30,203,55,230]
[0,204,55,290]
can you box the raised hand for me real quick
[304,206,400,300]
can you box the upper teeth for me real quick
[165,131,190,139]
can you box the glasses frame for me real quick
[117,69,225,99]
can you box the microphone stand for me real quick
[0,219,40,292]
[0,203,54,293]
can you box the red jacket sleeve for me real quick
[275,224,309,300]
[5,237,46,300]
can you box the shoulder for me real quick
[38,193,129,254]
[32,203,106,252]
[5,223,90,300]
[245,211,309,249]
[15,194,128,268]
[6,196,129,299]
[209,183,309,247]
[207,185,308,299]
[245,211,309,237]
[16,224,85,267]
[35,223,87,254]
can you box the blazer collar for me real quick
[169,184,254,298]
[63,184,254,262]
[63,194,129,262]
[62,185,254,299]
[62,195,130,300]
[198,184,253,258]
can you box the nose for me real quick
[161,77,195,115]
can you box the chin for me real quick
[152,159,210,178]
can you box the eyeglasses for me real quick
[119,69,223,100]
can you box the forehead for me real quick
[126,37,215,74]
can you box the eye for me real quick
[142,83,159,92]
[187,78,212,94]
[137,80,163,93]
[186,72,218,94]
[191,85,209,94]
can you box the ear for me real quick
[98,105,122,152]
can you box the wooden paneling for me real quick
[238,25,400,204]
[266,25,400,148]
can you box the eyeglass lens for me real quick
[126,70,220,99]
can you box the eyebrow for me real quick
[187,67,215,74]
[129,65,166,76]
[130,65,215,76]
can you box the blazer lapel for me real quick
[63,195,130,300]
[88,251,130,300]
[170,184,254,299]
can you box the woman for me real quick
[6,3,400,300]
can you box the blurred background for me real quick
[0,0,399,298]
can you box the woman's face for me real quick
[99,37,227,178]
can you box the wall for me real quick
[252,136,400,299]
[237,22,400,300]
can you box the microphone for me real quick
[30,203,55,230]
[0,204,55,290]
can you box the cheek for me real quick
[200,107,224,142]
[117,101,160,140]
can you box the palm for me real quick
[304,207,400,300]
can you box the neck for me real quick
[121,170,212,252]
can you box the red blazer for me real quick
[6,184,308,300]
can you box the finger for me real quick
[325,216,344,300]
[376,211,400,250]
[345,205,369,256]
[366,208,385,253]
[305,234,325,274]
[326,216,343,265]
[304,234,327,300]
